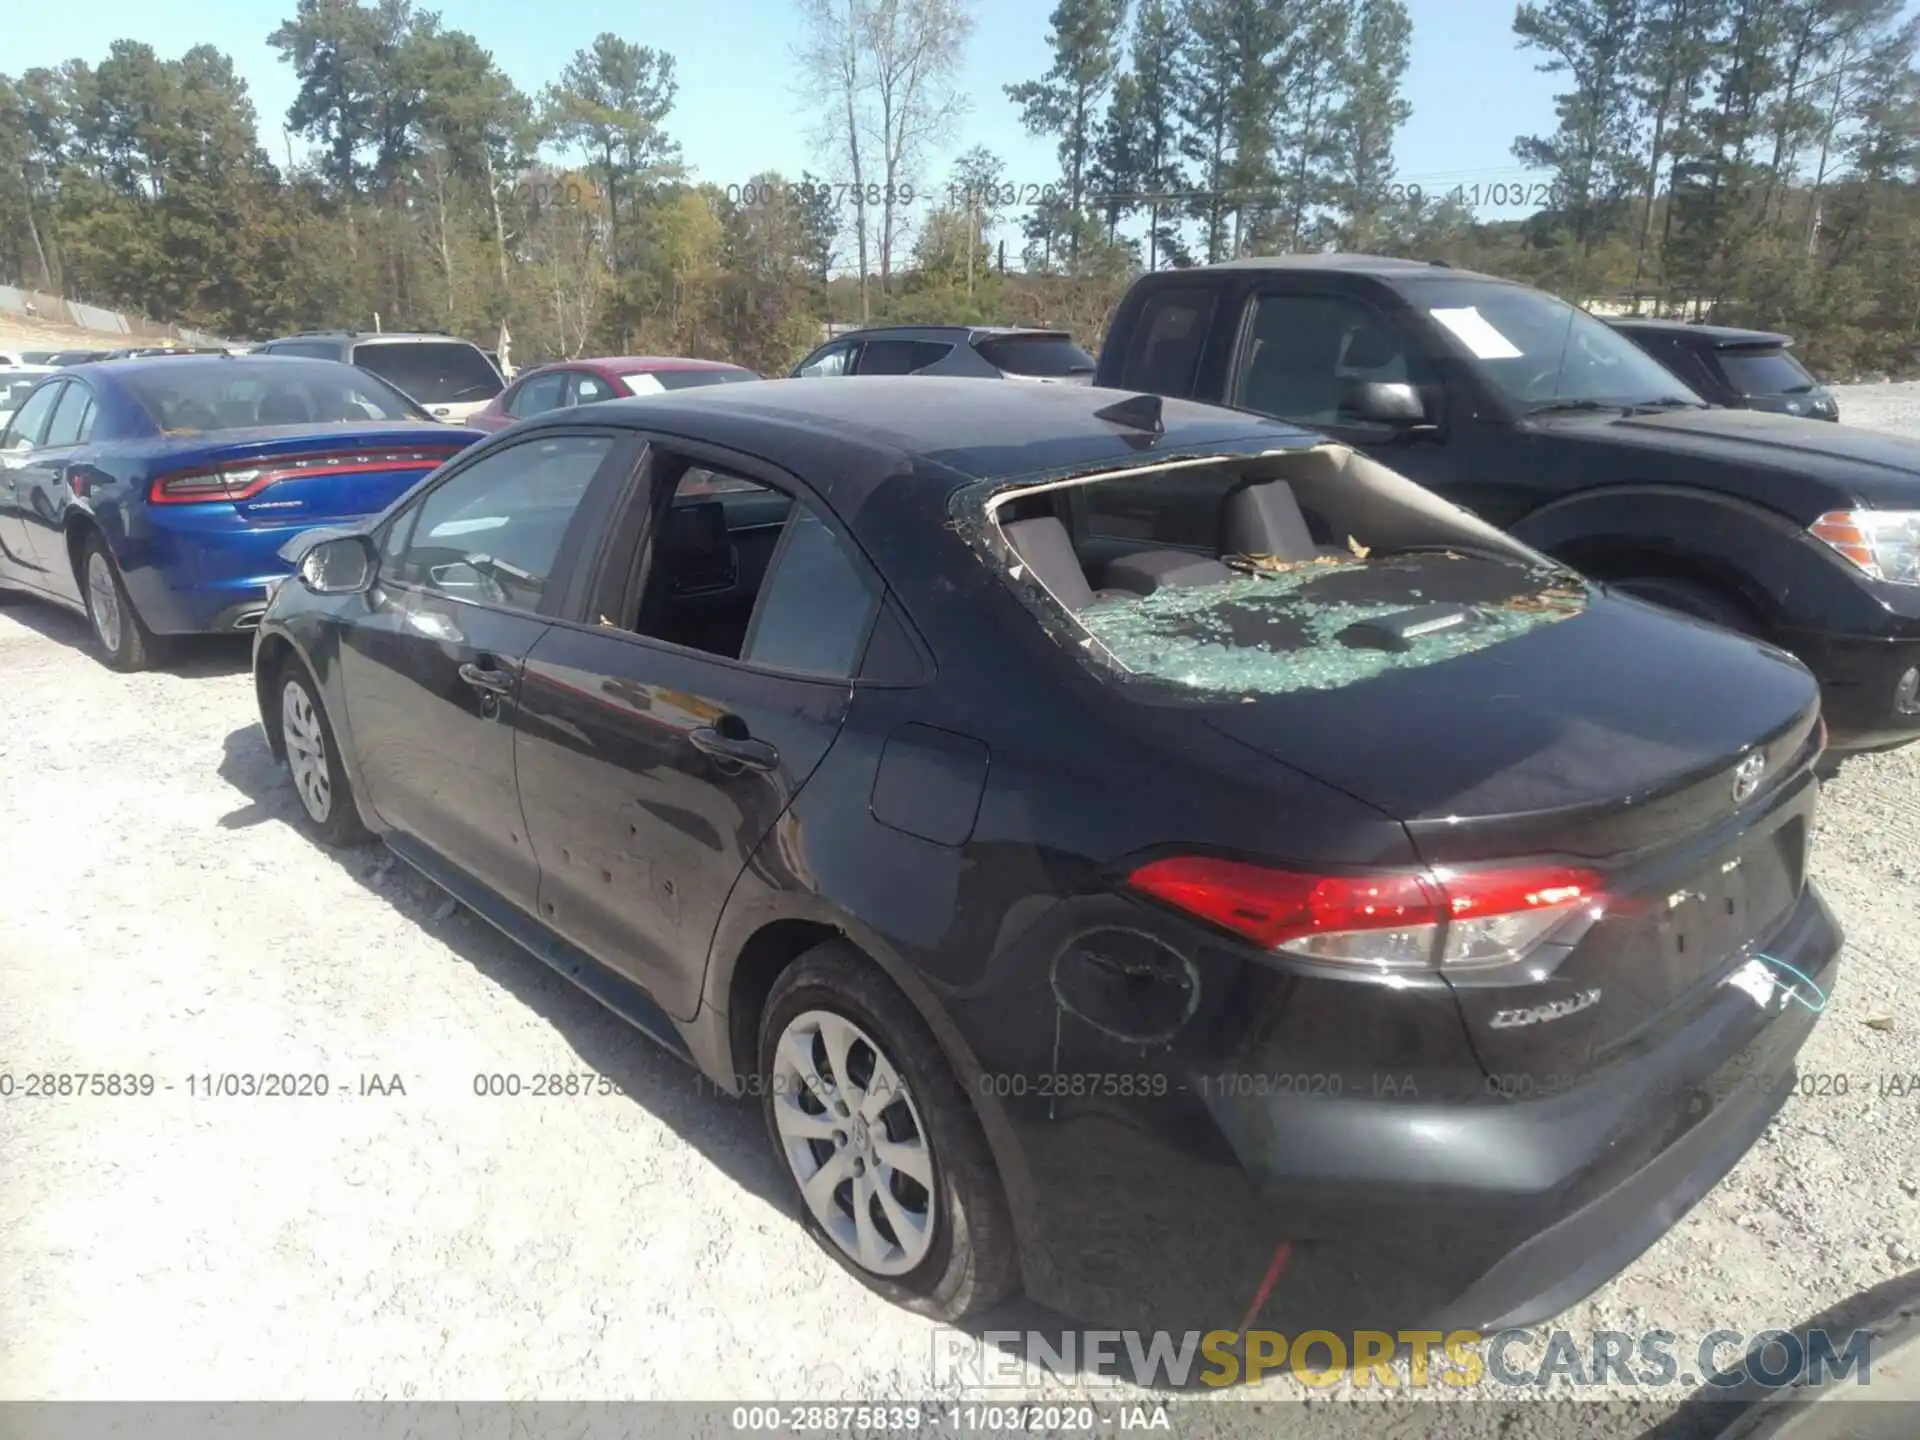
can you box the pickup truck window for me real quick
[1409,277,1699,411]
[1120,287,1217,398]
[1233,294,1412,428]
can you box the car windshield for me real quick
[1715,346,1817,396]
[974,334,1096,377]
[118,358,429,433]
[351,340,503,405]
[1409,279,1700,411]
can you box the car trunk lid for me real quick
[1085,551,1823,1076]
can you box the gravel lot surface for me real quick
[2,385,1918,1434]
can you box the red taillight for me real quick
[149,449,456,505]
[1126,856,1603,970]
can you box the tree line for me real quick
[1,0,1918,377]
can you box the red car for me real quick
[467,355,761,432]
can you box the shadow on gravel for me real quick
[212,722,787,1218]
[0,596,252,676]
[1635,1267,1920,1440]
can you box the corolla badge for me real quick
[1488,987,1602,1030]
[1731,751,1766,804]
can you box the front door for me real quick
[337,427,634,910]
[1227,287,1470,498]
[16,380,96,600]
[513,450,884,1019]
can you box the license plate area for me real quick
[1654,819,1802,975]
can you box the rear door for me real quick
[338,427,639,910]
[17,379,96,578]
[513,442,884,1020]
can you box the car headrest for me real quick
[1002,515,1095,611]
[1342,325,1399,370]
[660,501,729,557]
[1222,480,1320,561]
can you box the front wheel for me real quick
[278,657,371,847]
[759,942,1019,1321]
[79,534,159,671]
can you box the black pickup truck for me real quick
[1094,255,1920,752]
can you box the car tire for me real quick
[79,533,159,671]
[276,655,372,847]
[1611,575,1763,636]
[758,941,1019,1322]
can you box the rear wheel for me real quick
[758,942,1019,1322]
[1610,575,1763,637]
[278,657,371,847]
[79,533,158,671]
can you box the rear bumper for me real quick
[1778,629,1920,751]
[121,512,370,635]
[1010,883,1842,1336]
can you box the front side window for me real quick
[1,381,65,450]
[1234,293,1416,429]
[1408,278,1702,411]
[351,340,503,406]
[388,433,615,613]
[796,343,855,378]
[508,372,568,417]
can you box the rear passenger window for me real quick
[854,340,951,375]
[630,463,877,678]
[742,508,882,677]
[1121,288,1216,398]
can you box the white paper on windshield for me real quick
[621,373,665,394]
[1428,306,1524,360]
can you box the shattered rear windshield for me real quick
[1077,552,1586,696]
[962,451,1590,699]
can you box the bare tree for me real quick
[863,0,974,295]
[795,0,876,321]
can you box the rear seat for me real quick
[1222,479,1347,560]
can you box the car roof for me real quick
[1191,252,1499,281]
[533,355,753,375]
[1606,318,1793,347]
[825,324,1072,342]
[522,375,1316,510]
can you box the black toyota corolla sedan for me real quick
[253,376,1841,1337]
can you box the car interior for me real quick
[989,446,1543,617]
[628,467,796,659]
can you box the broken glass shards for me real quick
[1079,553,1590,696]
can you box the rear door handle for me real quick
[458,661,515,697]
[689,724,779,772]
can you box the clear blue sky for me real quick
[10,0,1559,223]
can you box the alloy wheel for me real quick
[86,551,122,655]
[281,679,332,823]
[770,1008,937,1276]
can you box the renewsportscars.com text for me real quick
[931,1327,1875,1390]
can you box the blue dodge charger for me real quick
[0,354,484,668]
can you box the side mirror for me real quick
[1342,379,1432,426]
[297,534,378,595]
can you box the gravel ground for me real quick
[2,386,1918,1432]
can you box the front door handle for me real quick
[458,661,514,697]
[689,723,779,772]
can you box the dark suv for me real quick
[1095,255,1920,752]
[1608,319,1839,421]
[256,331,504,423]
[792,324,1096,383]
